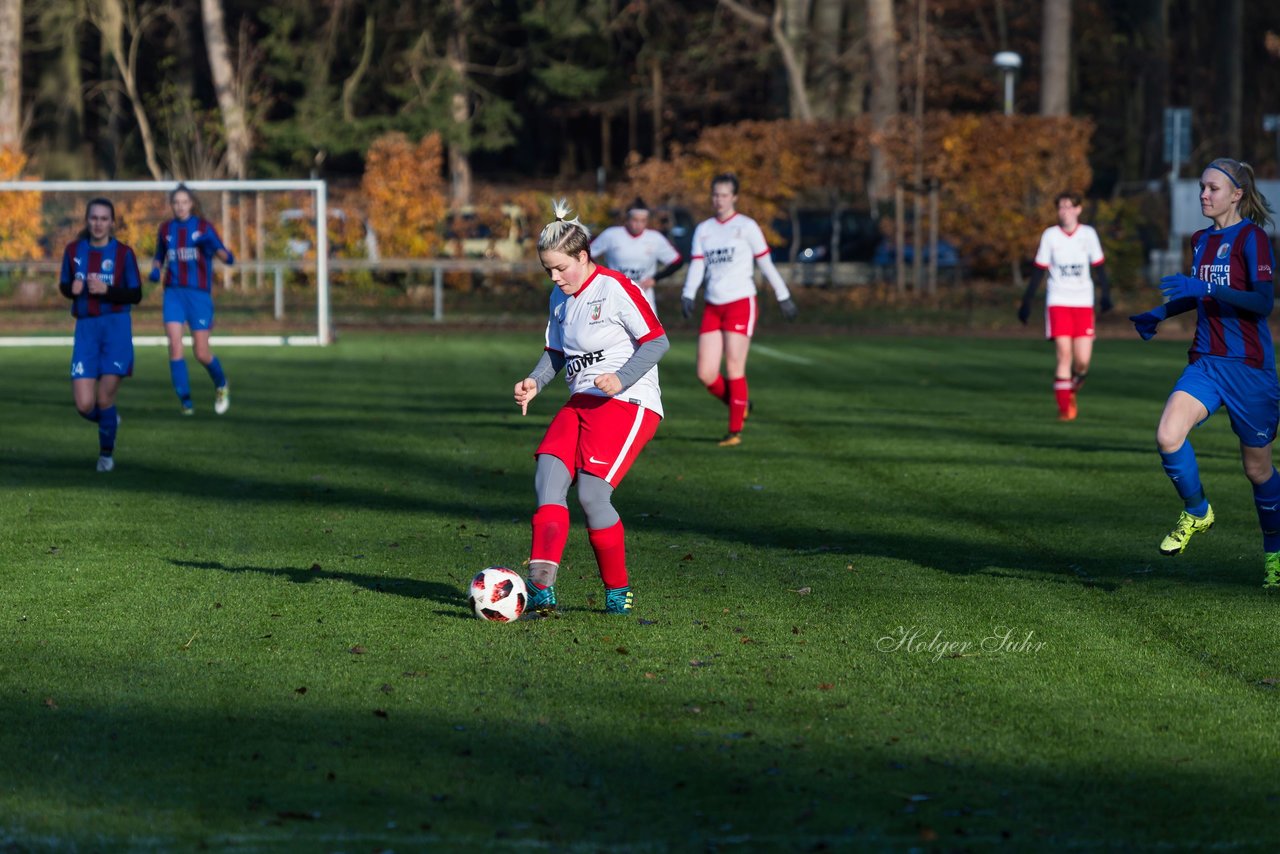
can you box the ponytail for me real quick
[537,198,592,259]
[1207,158,1275,230]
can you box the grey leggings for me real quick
[535,454,620,529]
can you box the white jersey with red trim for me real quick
[545,266,666,417]
[683,213,790,306]
[1034,224,1105,308]
[590,226,681,289]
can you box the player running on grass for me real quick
[59,198,143,472]
[1128,158,1279,587]
[513,200,669,617]
[681,173,797,446]
[589,196,684,313]
[150,184,235,416]
[1018,191,1112,420]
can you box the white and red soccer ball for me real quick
[468,567,527,622]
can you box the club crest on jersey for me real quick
[590,303,602,321]
[192,231,202,242]
[102,259,113,273]
[1216,242,1231,260]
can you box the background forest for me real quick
[0,0,1277,283]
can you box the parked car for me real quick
[444,204,531,261]
[278,208,379,260]
[871,237,962,268]
[770,209,880,264]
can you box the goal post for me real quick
[0,179,331,346]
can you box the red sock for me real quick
[728,376,749,432]
[705,375,729,405]
[1054,378,1073,416]
[588,521,628,589]
[531,504,570,565]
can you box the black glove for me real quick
[778,298,798,321]
[1017,301,1030,325]
[1100,295,1114,314]
[681,297,695,319]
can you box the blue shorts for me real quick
[71,313,134,380]
[163,287,215,330]
[1173,356,1280,447]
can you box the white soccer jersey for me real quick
[545,266,666,417]
[682,213,790,306]
[590,226,681,310]
[1034,224,1105,308]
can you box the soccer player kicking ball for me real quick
[681,173,797,446]
[513,200,670,616]
[1018,191,1112,420]
[1129,158,1279,588]
[59,198,143,472]
[151,184,235,416]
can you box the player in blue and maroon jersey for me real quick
[1129,158,1280,586]
[151,184,235,416]
[59,198,143,472]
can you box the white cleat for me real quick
[96,455,115,472]
[214,384,230,415]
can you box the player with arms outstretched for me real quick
[513,200,670,617]
[681,173,797,446]
[1129,158,1279,587]
[1018,191,1112,420]
[589,196,683,313]
[151,184,235,416]
[59,198,143,472]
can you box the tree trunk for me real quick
[200,0,250,178]
[866,0,898,202]
[99,0,165,179]
[447,0,472,209]
[808,0,843,120]
[1213,0,1242,156]
[651,57,663,161]
[1039,0,1071,116]
[0,0,20,149]
[1137,0,1168,179]
[718,0,813,120]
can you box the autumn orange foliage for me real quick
[0,148,44,261]
[622,114,1093,276]
[361,132,448,258]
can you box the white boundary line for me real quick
[751,344,815,365]
[0,335,321,347]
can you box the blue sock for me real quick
[205,356,226,388]
[170,359,191,404]
[98,406,117,455]
[1252,468,1280,552]
[77,406,100,423]
[1159,442,1209,516]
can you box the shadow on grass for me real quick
[0,684,1275,850]
[170,559,464,609]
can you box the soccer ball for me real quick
[468,566,527,622]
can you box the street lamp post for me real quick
[993,51,1022,116]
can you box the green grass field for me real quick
[2,330,1277,851]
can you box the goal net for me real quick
[0,179,332,346]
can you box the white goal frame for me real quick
[0,179,331,346]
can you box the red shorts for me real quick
[536,394,661,487]
[1046,305,1095,339]
[699,296,757,337]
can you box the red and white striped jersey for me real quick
[1034,224,1105,308]
[545,266,666,417]
[683,213,790,306]
[590,226,681,289]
